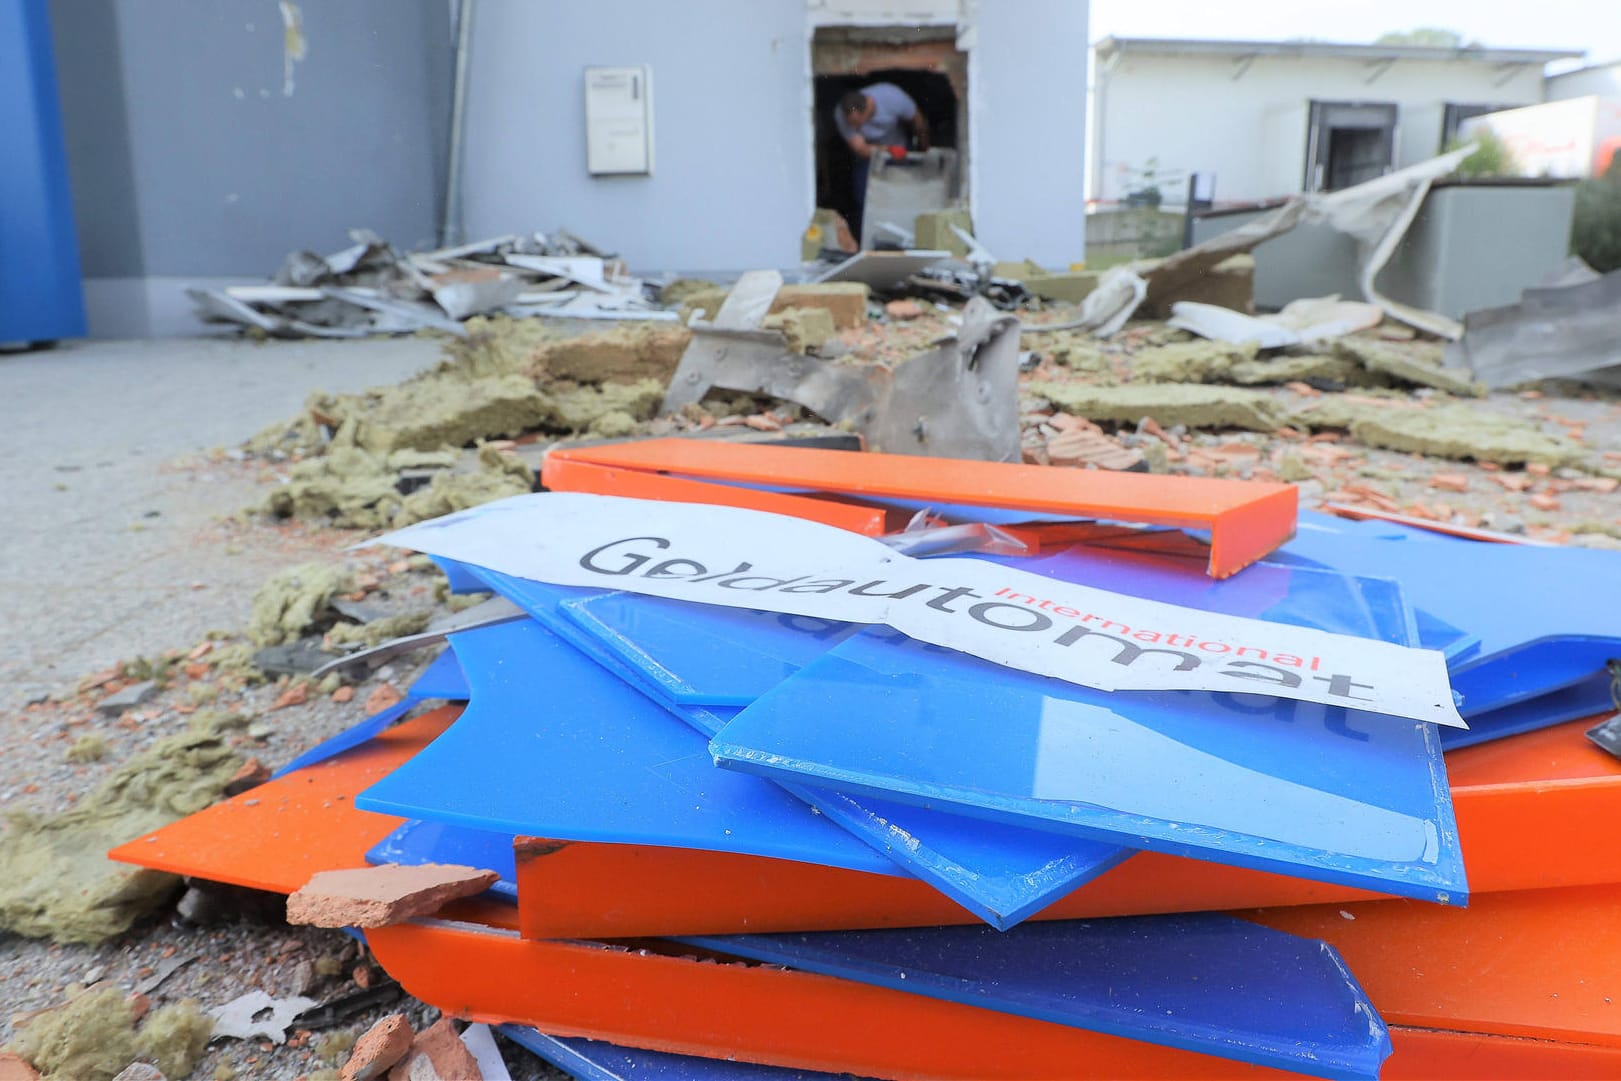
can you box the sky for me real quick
[1089,0,1618,71]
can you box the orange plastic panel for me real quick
[106,705,517,932]
[1245,885,1621,1048]
[542,457,905,536]
[368,917,1294,1080]
[370,916,1621,1080]
[1384,1027,1621,1080]
[544,438,1299,577]
[513,716,1621,937]
[1320,503,1538,545]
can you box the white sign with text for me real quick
[372,493,1465,727]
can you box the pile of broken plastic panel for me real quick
[116,438,1621,1080]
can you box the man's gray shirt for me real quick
[835,83,918,147]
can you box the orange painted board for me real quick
[544,438,1299,577]
[1244,885,1621,1048]
[370,917,1294,1081]
[371,915,1621,1081]
[106,705,517,932]
[511,715,1621,937]
[542,457,906,536]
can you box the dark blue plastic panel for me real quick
[366,819,519,900]
[462,565,1126,930]
[711,627,1466,905]
[679,915,1390,1080]
[356,618,898,877]
[499,1026,851,1080]
[271,648,470,779]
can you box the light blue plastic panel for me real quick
[368,819,519,900]
[679,915,1390,1081]
[271,648,469,779]
[711,627,1466,905]
[1278,511,1621,716]
[464,564,1126,930]
[499,1026,854,1080]
[356,617,898,877]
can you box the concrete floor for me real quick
[0,335,444,711]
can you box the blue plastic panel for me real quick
[366,819,519,900]
[499,1026,850,1080]
[560,545,1415,707]
[356,618,898,877]
[1439,671,1617,750]
[1278,511,1621,717]
[712,627,1466,904]
[271,648,469,779]
[462,565,1126,929]
[0,0,87,342]
[679,915,1389,1080]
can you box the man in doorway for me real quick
[835,84,929,243]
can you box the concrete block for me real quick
[914,209,974,257]
[1025,271,1100,305]
[680,283,870,329]
[1139,254,1254,319]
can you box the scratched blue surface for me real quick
[1276,511,1621,719]
[711,626,1466,905]
[680,914,1390,1080]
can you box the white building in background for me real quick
[1088,37,1582,207]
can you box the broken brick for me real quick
[1529,492,1562,512]
[331,685,356,704]
[287,864,500,928]
[272,682,311,710]
[364,683,404,715]
[884,298,923,321]
[387,1019,483,1081]
[1428,473,1470,493]
[0,1052,41,1081]
[341,1014,413,1081]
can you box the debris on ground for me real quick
[5,985,212,1081]
[189,229,672,338]
[208,991,319,1044]
[0,711,248,944]
[338,1014,413,1081]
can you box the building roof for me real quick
[1094,36,1584,67]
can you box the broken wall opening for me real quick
[811,26,967,245]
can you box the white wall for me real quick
[461,0,811,272]
[1547,61,1621,102]
[973,0,1090,267]
[1094,52,1547,204]
[461,1,1090,271]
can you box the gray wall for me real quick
[460,0,811,272]
[51,0,453,280]
[971,0,1088,269]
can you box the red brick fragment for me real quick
[286,864,500,929]
[364,683,403,714]
[341,1014,413,1081]
[0,1051,41,1081]
[387,1019,483,1081]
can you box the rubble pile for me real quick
[189,229,674,338]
